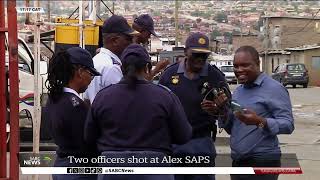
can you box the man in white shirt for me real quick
[84,15,138,104]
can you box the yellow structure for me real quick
[54,17,104,55]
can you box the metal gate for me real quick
[0,0,19,180]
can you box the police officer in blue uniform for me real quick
[85,44,192,180]
[159,33,230,180]
[45,47,101,180]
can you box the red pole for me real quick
[0,0,7,177]
[7,0,19,179]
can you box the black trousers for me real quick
[230,158,281,180]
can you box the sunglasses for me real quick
[191,53,209,60]
[85,69,95,80]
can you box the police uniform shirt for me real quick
[84,47,123,103]
[46,88,97,158]
[159,59,228,138]
[85,80,192,154]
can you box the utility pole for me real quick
[79,0,85,49]
[264,17,269,72]
[25,0,30,24]
[47,0,51,30]
[33,0,41,179]
[240,0,243,39]
[112,1,115,14]
[96,0,100,17]
[175,0,179,47]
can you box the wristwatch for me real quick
[257,121,265,128]
[257,119,266,128]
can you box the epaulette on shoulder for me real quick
[69,95,81,107]
[156,84,172,93]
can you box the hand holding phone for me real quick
[231,101,244,113]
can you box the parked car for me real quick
[272,63,309,88]
[220,65,237,84]
[5,35,56,151]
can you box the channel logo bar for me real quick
[21,167,303,174]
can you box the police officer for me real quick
[85,44,192,180]
[132,13,170,81]
[159,32,229,180]
[84,15,138,104]
[132,14,158,45]
[45,47,101,180]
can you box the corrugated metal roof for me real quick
[262,16,320,20]
[286,45,320,51]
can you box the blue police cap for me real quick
[134,14,158,37]
[185,32,211,53]
[121,44,150,65]
[66,47,101,76]
[102,15,139,35]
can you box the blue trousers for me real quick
[52,156,97,180]
[98,151,174,180]
[173,137,216,180]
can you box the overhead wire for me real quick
[283,9,320,36]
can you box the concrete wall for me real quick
[269,18,320,49]
[289,51,305,64]
[263,54,290,74]
[302,49,320,86]
[288,48,320,86]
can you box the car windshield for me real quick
[287,64,305,71]
[220,66,234,72]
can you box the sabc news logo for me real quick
[23,155,52,166]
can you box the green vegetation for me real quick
[191,10,213,19]
[214,12,228,23]
[211,29,222,40]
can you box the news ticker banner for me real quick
[21,167,303,175]
[19,153,302,174]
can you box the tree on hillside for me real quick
[211,29,222,40]
[223,32,233,43]
[124,4,130,12]
[214,12,228,23]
